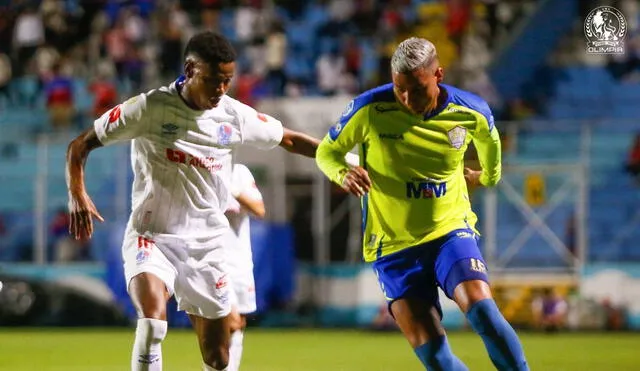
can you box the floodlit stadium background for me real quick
[0,1,639,370]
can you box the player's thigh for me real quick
[434,229,492,312]
[227,268,255,331]
[390,297,445,348]
[175,243,231,320]
[123,235,175,319]
[129,273,171,319]
[189,314,232,367]
[231,270,257,315]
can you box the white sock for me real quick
[227,330,244,371]
[131,318,167,371]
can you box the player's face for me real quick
[184,59,235,110]
[392,64,444,115]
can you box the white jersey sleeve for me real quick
[234,164,262,201]
[234,101,284,150]
[94,94,148,145]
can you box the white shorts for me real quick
[228,266,257,314]
[122,232,231,319]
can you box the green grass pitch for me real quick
[0,329,638,370]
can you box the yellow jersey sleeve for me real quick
[316,102,369,185]
[473,106,502,187]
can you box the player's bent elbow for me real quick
[253,205,266,219]
[67,128,102,160]
[66,136,87,161]
[481,173,501,187]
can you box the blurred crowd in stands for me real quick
[0,0,543,132]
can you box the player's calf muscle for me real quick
[192,316,231,369]
[392,299,444,348]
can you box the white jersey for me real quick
[94,76,284,243]
[225,164,261,271]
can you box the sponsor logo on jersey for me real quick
[218,123,233,145]
[161,123,179,135]
[378,133,404,140]
[406,180,447,199]
[447,126,467,149]
[374,104,399,113]
[165,148,223,172]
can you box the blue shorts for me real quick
[371,229,489,317]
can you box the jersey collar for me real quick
[422,84,451,120]
[174,75,204,112]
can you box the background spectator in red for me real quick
[625,132,640,183]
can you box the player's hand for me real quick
[341,166,371,197]
[464,167,482,191]
[68,191,104,240]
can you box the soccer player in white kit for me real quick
[65,32,325,371]
[224,164,264,371]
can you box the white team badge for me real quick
[447,126,467,149]
[584,6,626,54]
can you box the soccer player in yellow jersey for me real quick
[316,37,528,370]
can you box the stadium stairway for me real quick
[504,66,640,265]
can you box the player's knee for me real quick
[228,310,244,332]
[139,306,167,320]
[136,318,168,344]
[202,345,229,370]
[452,279,492,313]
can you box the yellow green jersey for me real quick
[316,83,501,262]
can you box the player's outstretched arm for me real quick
[66,127,104,240]
[278,128,321,158]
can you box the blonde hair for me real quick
[391,37,438,74]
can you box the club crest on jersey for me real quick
[447,126,467,149]
[218,124,233,145]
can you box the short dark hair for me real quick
[184,31,236,66]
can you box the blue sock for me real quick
[414,335,468,371]
[466,299,529,371]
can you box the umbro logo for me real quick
[374,104,398,113]
[138,354,160,364]
[162,123,179,135]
